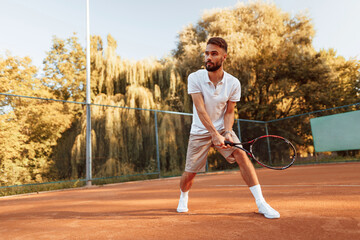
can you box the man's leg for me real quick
[177,171,197,213]
[180,171,197,192]
[232,149,280,219]
[177,133,211,213]
[232,149,259,187]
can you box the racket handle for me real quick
[224,140,235,146]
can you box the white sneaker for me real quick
[257,201,280,219]
[177,194,189,213]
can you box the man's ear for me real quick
[223,53,227,61]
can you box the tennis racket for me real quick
[225,135,296,170]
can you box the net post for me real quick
[154,111,161,178]
[85,0,92,187]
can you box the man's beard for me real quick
[205,60,222,72]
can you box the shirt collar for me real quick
[205,71,226,83]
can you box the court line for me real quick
[212,184,360,187]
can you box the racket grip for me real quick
[224,140,235,146]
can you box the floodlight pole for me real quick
[85,0,92,187]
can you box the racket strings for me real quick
[251,136,295,169]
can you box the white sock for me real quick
[249,184,265,204]
[180,190,188,198]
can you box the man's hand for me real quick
[224,132,233,149]
[211,133,225,148]
[211,132,232,149]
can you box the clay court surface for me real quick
[0,163,359,240]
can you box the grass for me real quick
[295,155,360,165]
[0,180,86,197]
[0,173,159,197]
[91,173,159,186]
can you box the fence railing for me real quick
[1,92,360,190]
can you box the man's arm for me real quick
[191,93,227,147]
[224,101,236,143]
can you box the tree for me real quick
[43,34,86,102]
[172,1,360,159]
[51,34,193,178]
[0,55,73,185]
[2,1,359,184]
[174,1,359,118]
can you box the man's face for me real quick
[204,44,227,72]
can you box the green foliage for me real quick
[174,1,359,120]
[1,1,359,190]
[43,34,86,102]
[0,55,74,185]
[0,180,86,197]
[172,1,360,159]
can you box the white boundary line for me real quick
[213,184,360,187]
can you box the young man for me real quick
[176,37,280,219]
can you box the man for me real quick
[176,37,280,219]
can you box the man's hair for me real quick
[206,37,228,53]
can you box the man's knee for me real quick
[181,171,196,182]
[233,149,250,165]
[182,171,197,179]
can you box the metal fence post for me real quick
[154,111,161,177]
[308,113,318,163]
[85,0,92,187]
[237,119,242,142]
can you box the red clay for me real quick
[1,163,359,240]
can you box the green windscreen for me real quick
[310,110,360,152]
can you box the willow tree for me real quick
[48,34,191,178]
[90,34,188,111]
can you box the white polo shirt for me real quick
[188,69,241,134]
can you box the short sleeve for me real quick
[187,73,202,94]
[229,79,241,102]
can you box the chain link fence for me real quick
[1,93,359,193]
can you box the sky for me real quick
[1,0,360,69]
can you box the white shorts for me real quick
[185,130,240,173]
